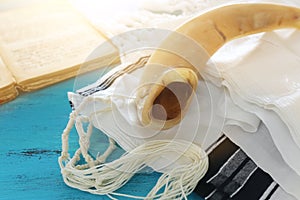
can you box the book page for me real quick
[0,56,17,103]
[0,0,119,91]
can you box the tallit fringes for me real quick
[60,138,208,200]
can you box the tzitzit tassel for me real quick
[59,99,208,200]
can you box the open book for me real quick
[0,0,119,104]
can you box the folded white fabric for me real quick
[205,29,300,199]
[65,57,225,198]
[64,29,300,199]
[69,62,226,168]
[59,1,300,199]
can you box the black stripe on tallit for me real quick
[195,138,274,200]
[77,56,149,97]
[231,168,273,200]
[205,150,251,199]
[222,159,256,195]
[264,184,279,200]
[195,138,239,197]
[208,150,250,188]
[207,158,257,200]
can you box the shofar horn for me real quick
[136,3,300,130]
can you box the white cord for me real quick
[59,96,209,200]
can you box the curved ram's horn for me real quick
[136,3,300,129]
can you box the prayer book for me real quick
[0,0,119,104]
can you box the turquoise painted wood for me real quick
[0,77,204,200]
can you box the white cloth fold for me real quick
[68,27,300,200]
[69,65,226,171]
[64,1,300,199]
[205,29,300,199]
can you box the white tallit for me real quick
[204,29,300,199]
[69,62,225,170]
[66,29,300,199]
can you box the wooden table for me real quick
[0,77,203,199]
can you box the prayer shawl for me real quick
[59,3,300,200]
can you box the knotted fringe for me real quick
[58,100,209,200]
